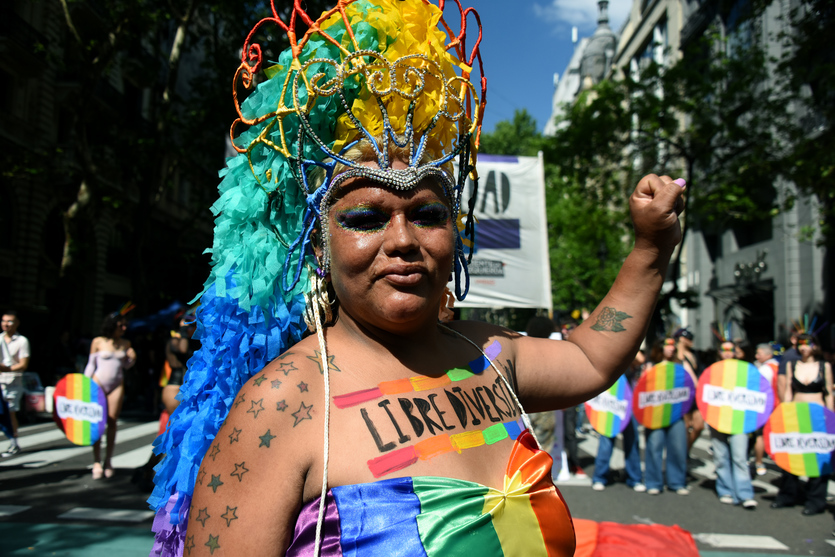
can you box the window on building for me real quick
[725,0,753,57]
[732,217,772,248]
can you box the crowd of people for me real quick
[529,316,834,518]
[0,306,199,482]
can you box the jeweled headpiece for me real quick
[232,0,485,298]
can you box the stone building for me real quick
[612,0,827,351]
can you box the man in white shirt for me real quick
[1,310,30,456]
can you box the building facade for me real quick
[545,0,829,351]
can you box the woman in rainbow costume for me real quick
[148,1,686,555]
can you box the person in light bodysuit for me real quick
[147,2,687,555]
[84,312,136,479]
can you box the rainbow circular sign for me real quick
[585,375,633,437]
[632,363,694,429]
[696,359,774,435]
[764,402,835,477]
[52,374,107,446]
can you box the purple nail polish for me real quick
[674,178,686,188]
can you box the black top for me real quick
[789,360,827,394]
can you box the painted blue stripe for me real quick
[504,419,522,440]
[468,355,489,374]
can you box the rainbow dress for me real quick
[286,429,575,556]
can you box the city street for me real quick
[1,416,834,556]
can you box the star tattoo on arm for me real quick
[278,361,297,376]
[259,429,277,448]
[276,399,288,412]
[228,427,242,444]
[306,350,340,374]
[253,375,267,386]
[185,535,195,555]
[297,381,308,393]
[271,378,282,389]
[208,474,224,493]
[590,307,633,332]
[220,506,239,527]
[197,469,207,486]
[195,507,211,527]
[234,392,246,408]
[230,462,250,482]
[205,534,221,555]
[208,443,221,461]
[292,401,313,427]
[246,398,265,419]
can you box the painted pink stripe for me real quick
[367,446,419,478]
[333,387,383,409]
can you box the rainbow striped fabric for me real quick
[696,359,774,434]
[765,401,835,477]
[585,374,633,437]
[633,363,694,429]
[286,430,576,556]
[52,373,107,446]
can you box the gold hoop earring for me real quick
[305,272,334,332]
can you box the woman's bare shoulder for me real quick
[444,320,521,344]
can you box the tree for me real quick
[542,19,797,338]
[542,83,635,314]
[479,109,543,156]
[773,0,835,244]
[13,0,332,329]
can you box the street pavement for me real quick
[1,416,834,556]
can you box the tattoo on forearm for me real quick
[590,307,633,332]
[253,375,267,386]
[205,534,221,554]
[292,401,313,426]
[195,507,210,527]
[230,462,249,482]
[208,474,224,493]
[259,429,276,448]
[246,398,265,419]
[221,506,239,527]
[185,535,195,554]
[209,443,221,460]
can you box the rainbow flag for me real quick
[696,359,774,434]
[286,430,576,556]
[52,373,107,446]
[633,363,694,429]
[585,375,633,437]
[765,401,835,477]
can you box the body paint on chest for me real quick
[332,340,504,409]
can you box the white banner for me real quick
[769,432,835,454]
[55,396,104,423]
[451,154,552,308]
